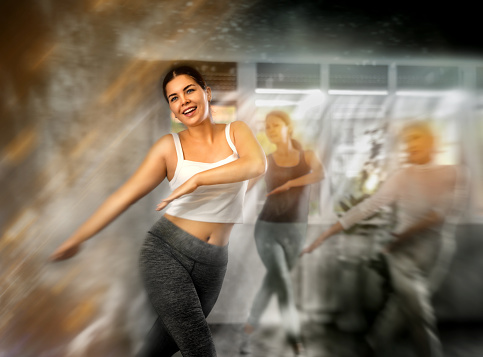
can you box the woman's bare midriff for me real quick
[164,213,234,246]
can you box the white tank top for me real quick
[165,123,248,223]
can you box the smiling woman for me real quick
[164,71,212,126]
[50,64,267,357]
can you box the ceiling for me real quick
[1,0,482,67]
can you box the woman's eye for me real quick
[170,96,178,102]
[186,88,195,94]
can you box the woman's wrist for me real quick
[314,232,328,247]
[191,173,203,188]
[67,233,89,246]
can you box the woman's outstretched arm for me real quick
[300,221,344,255]
[300,170,403,256]
[50,135,173,261]
[157,121,267,210]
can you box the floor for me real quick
[184,321,483,357]
[4,319,481,356]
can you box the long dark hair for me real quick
[161,65,208,102]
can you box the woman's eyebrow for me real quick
[167,84,195,99]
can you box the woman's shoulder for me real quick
[156,133,176,144]
[211,121,246,138]
[387,167,408,179]
[227,120,249,132]
[150,133,177,156]
[434,164,468,185]
[302,149,318,163]
[225,120,256,146]
[302,149,313,157]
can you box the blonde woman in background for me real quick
[302,121,469,357]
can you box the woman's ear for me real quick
[206,87,212,102]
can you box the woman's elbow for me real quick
[318,172,325,182]
[254,156,267,177]
[240,151,266,178]
[316,165,325,180]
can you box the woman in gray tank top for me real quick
[240,111,324,356]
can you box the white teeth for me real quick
[183,107,196,114]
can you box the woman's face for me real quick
[265,115,290,145]
[402,127,434,165]
[165,74,211,126]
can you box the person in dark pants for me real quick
[240,111,324,356]
[50,65,267,356]
[302,121,468,357]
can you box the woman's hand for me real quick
[50,240,82,261]
[266,181,292,196]
[156,176,199,211]
[300,235,327,256]
[299,241,320,256]
[299,222,343,257]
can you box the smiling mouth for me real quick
[183,107,197,115]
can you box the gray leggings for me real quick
[247,220,307,343]
[370,252,442,357]
[138,216,228,357]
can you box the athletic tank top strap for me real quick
[225,123,237,154]
[298,149,305,165]
[172,124,235,161]
[165,122,247,224]
[171,132,184,164]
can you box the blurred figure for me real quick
[302,121,468,357]
[240,111,324,356]
[50,65,266,357]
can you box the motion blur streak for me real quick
[1,0,483,356]
[0,0,270,355]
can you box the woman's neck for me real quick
[272,141,300,166]
[275,140,295,156]
[185,118,216,142]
